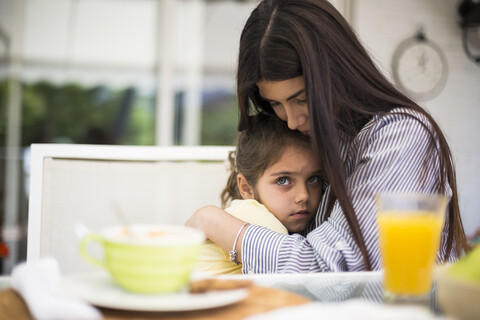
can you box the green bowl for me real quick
[80,225,205,293]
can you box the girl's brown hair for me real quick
[237,0,469,269]
[221,113,312,208]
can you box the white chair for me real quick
[27,143,233,275]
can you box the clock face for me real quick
[392,38,448,101]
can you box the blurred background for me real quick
[0,0,479,274]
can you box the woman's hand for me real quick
[186,205,248,263]
[185,205,221,238]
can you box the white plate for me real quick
[62,272,249,312]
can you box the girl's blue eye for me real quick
[276,177,290,185]
[308,175,320,184]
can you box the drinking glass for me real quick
[376,192,446,302]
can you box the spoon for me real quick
[112,203,132,235]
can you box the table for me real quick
[226,271,442,315]
[0,272,444,320]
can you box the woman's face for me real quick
[253,144,322,233]
[257,76,310,136]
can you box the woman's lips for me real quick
[301,130,311,136]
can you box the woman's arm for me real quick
[186,206,248,262]
[242,109,449,273]
[189,109,449,273]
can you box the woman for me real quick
[187,0,469,272]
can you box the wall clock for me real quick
[391,28,448,101]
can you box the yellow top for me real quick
[195,199,288,275]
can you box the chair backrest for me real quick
[27,143,233,275]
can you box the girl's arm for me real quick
[186,206,248,262]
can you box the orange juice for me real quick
[378,211,444,296]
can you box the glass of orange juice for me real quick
[376,192,446,302]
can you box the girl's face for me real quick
[252,144,322,233]
[257,76,310,136]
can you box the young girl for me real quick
[187,0,469,273]
[195,113,322,274]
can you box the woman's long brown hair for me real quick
[237,0,469,269]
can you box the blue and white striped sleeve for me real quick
[241,110,449,273]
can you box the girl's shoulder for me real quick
[226,199,289,235]
[228,199,266,212]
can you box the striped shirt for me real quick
[241,108,454,273]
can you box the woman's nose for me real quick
[285,108,307,130]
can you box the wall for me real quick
[1,0,478,237]
[353,0,480,236]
